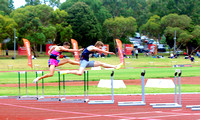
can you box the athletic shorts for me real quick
[80,60,95,68]
[48,59,60,67]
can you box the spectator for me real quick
[196,50,200,58]
[6,49,8,56]
[135,49,138,59]
[176,51,179,57]
[131,48,134,58]
[170,53,174,59]
[189,55,195,63]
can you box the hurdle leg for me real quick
[25,72,28,96]
[88,71,115,104]
[36,72,39,99]
[42,71,44,98]
[18,72,21,98]
[178,71,181,105]
[87,71,89,101]
[118,70,146,106]
[150,70,182,108]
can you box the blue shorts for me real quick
[80,60,95,68]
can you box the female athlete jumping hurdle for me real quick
[62,41,123,76]
[33,42,83,83]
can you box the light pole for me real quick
[174,31,176,55]
[14,28,16,59]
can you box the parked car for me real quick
[157,44,166,52]
[134,45,144,53]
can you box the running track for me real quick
[0,94,200,120]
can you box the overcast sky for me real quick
[13,0,66,9]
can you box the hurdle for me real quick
[150,69,182,108]
[18,71,42,100]
[118,70,146,106]
[61,70,89,103]
[88,71,114,104]
[38,71,63,102]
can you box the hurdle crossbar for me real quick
[150,70,182,108]
[88,71,114,104]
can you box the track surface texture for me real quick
[0,94,200,120]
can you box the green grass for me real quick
[0,67,200,84]
[1,84,200,96]
[0,54,200,71]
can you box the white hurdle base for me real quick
[62,99,89,103]
[0,96,19,99]
[191,108,200,111]
[186,105,200,108]
[17,96,40,100]
[88,100,114,104]
[118,101,145,106]
[38,97,62,102]
[150,103,182,108]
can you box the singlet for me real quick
[80,45,94,61]
[50,49,62,60]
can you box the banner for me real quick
[46,44,55,55]
[124,44,134,55]
[18,45,27,55]
[23,38,32,68]
[71,39,79,62]
[116,39,125,65]
[148,44,157,55]
[0,43,1,55]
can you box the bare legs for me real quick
[94,61,117,68]
[64,61,119,76]
[58,59,80,66]
[34,59,80,83]
[37,65,55,81]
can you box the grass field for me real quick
[0,54,200,96]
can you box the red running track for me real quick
[0,94,200,120]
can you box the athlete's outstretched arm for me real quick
[60,47,84,52]
[92,47,115,55]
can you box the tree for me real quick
[161,14,192,30]
[178,32,193,54]
[67,2,101,47]
[103,16,137,43]
[0,14,17,42]
[190,25,200,54]
[0,0,13,15]
[25,0,41,6]
[10,5,54,56]
[140,15,161,39]
[50,9,73,44]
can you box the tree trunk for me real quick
[40,44,42,54]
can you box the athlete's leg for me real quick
[33,65,55,83]
[94,61,123,69]
[64,67,85,76]
[57,59,80,66]
[94,61,116,68]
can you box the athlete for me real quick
[33,42,83,83]
[61,41,123,76]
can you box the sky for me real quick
[13,0,66,9]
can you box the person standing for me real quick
[131,48,134,58]
[135,49,138,59]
